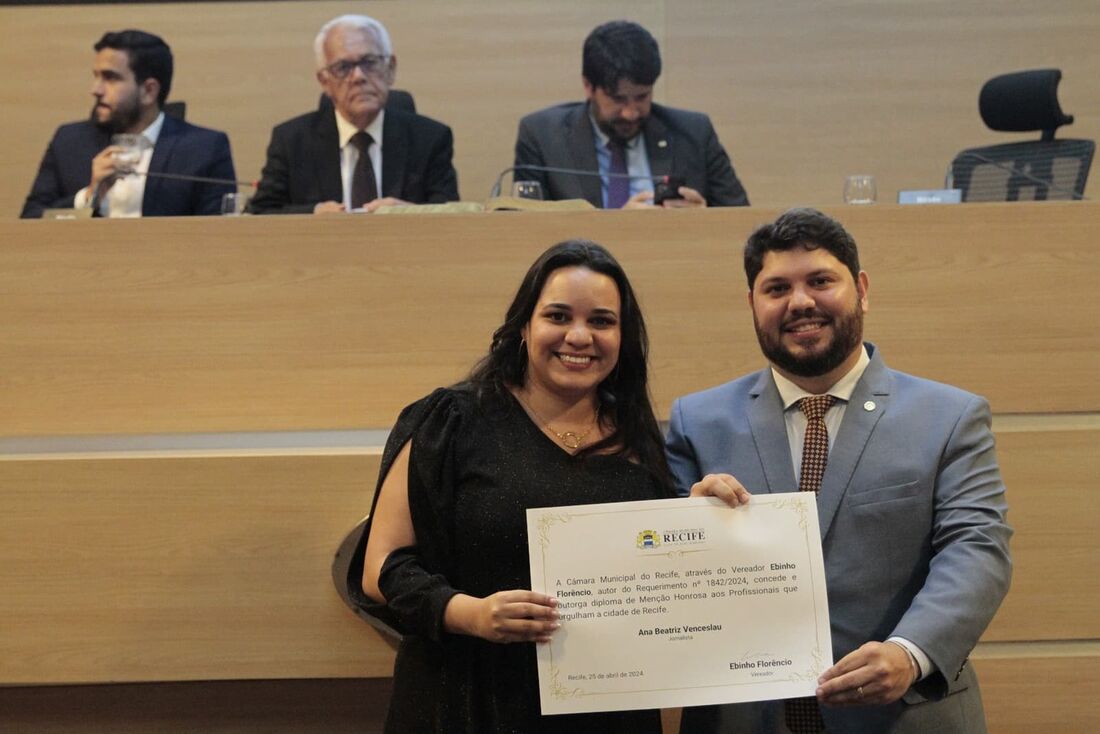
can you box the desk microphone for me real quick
[946,151,1088,200]
[140,170,259,188]
[489,164,663,198]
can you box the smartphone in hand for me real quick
[654,175,686,205]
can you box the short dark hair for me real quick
[582,20,662,93]
[466,239,670,484]
[744,208,862,289]
[94,30,173,108]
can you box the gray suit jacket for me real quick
[513,102,748,207]
[665,344,1012,734]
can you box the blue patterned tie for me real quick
[607,139,629,209]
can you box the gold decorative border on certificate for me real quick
[535,512,574,550]
[548,665,584,700]
[772,495,812,530]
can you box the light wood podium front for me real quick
[1,204,1097,732]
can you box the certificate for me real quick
[527,494,831,714]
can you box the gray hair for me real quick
[313,14,393,69]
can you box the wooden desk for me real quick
[2,203,1097,437]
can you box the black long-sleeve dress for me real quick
[357,386,671,733]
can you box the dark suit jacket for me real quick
[513,101,748,207]
[21,116,236,218]
[665,344,1012,733]
[248,107,460,214]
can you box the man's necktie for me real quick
[785,394,836,733]
[798,394,836,494]
[607,139,630,209]
[350,131,378,209]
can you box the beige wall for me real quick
[2,0,1098,216]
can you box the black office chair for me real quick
[949,69,1093,202]
[163,101,186,120]
[331,514,402,642]
[317,89,417,115]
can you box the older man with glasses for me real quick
[249,14,459,214]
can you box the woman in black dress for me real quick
[358,240,700,732]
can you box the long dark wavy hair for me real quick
[466,239,671,486]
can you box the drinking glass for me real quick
[843,175,877,204]
[511,181,544,200]
[110,133,146,175]
[221,192,248,216]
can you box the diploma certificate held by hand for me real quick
[527,494,831,715]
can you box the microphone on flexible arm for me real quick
[489,164,665,198]
[139,170,258,188]
[945,151,1088,201]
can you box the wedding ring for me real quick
[857,685,865,698]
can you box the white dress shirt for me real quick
[75,112,165,217]
[589,113,653,208]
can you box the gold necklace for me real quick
[517,394,600,450]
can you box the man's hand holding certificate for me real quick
[527,494,831,714]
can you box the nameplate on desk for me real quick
[897,189,962,205]
[41,207,93,220]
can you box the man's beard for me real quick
[599,116,646,145]
[90,94,142,134]
[754,303,864,378]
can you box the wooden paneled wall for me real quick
[2,204,1097,437]
[1,204,1098,731]
[2,0,1099,217]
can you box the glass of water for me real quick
[843,175,877,204]
[110,134,146,175]
[511,181,544,200]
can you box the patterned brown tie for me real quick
[350,131,378,208]
[798,394,836,493]
[786,394,836,733]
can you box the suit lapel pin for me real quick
[863,400,876,411]
[657,140,668,148]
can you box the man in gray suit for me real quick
[513,20,748,209]
[665,208,1011,733]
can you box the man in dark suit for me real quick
[666,208,1012,733]
[514,20,748,209]
[249,14,459,215]
[21,29,236,219]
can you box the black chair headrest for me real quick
[163,101,186,120]
[316,89,416,115]
[979,69,1073,135]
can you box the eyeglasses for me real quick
[325,54,390,80]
